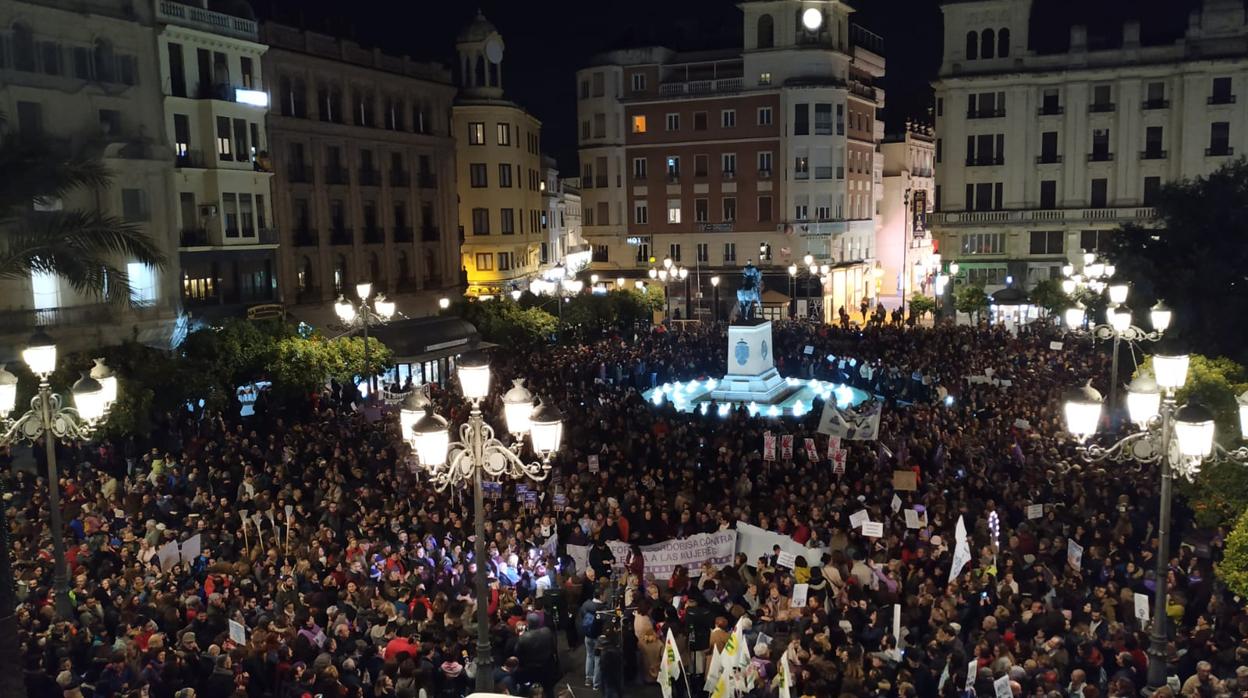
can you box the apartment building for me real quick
[157,0,277,318]
[262,23,458,317]
[576,0,887,320]
[932,0,1248,293]
[0,0,179,352]
[453,12,545,297]
[539,157,588,273]
[878,123,936,307]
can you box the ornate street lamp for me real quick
[403,351,563,692]
[334,282,398,396]
[1062,284,1169,414]
[1,333,118,619]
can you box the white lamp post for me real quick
[1,332,117,619]
[334,283,399,396]
[403,351,563,692]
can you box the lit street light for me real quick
[402,352,563,692]
[334,282,398,396]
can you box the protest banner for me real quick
[817,401,882,440]
[791,583,808,607]
[849,509,870,528]
[892,470,917,491]
[229,620,247,645]
[1027,504,1044,519]
[780,434,794,460]
[831,448,847,475]
[861,521,884,538]
[776,551,796,569]
[763,432,776,461]
[569,530,738,581]
[734,522,827,568]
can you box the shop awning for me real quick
[368,317,486,363]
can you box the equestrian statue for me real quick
[736,260,763,321]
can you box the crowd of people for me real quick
[2,313,1243,698]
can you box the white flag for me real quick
[778,648,794,698]
[658,628,683,698]
[955,515,968,543]
[949,537,972,583]
[705,644,724,693]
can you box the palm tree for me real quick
[0,118,166,303]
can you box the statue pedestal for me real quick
[709,321,791,403]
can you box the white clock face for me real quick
[802,7,823,31]
[485,37,504,64]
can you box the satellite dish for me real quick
[485,37,504,64]
[802,7,823,31]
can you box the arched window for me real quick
[757,14,775,49]
[488,60,499,87]
[297,256,313,292]
[474,55,486,88]
[981,29,995,59]
[998,28,1010,58]
[14,23,36,71]
[397,251,410,281]
[965,31,978,60]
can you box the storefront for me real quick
[369,317,486,390]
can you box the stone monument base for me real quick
[707,320,797,404]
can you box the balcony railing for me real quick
[287,164,313,183]
[325,167,349,185]
[967,108,1006,119]
[417,172,437,188]
[390,170,410,187]
[1140,149,1167,160]
[1208,94,1237,105]
[0,302,165,332]
[1089,102,1116,113]
[1088,151,1114,162]
[174,150,205,168]
[179,228,209,247]
[422,225,441,241]
[358,169,381,186]
[1142,99,1170,110]
[668,172,682,182]
[1206,146,1235,156]
[330,228,354,245]
[932,206,1156,226]
[814,166,834,179]
[363,227,385,244]
[1038,105,1064,116]
[393,225,413,242]
[965,156,1004,167]
[293,229,318,247]
[722,170,736,180]
[157,0,258,41]
[657,77,744,97]
[1035,154,1062,164]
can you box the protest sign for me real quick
[849,509,870,528]
[1135,593,1150,622]
[158,541,181,572]
[229,620,247,645]
[1067,539,1084,570]
[776,551,796,569]
[780,434,794,460]
[818,401,882,440]
[994,675,1012,698]
[180,534,201,564]
[804,438,819,462]
[827,435,841,460]
[891,493,902,513]
[791,583,808,607]
[588,454,599,472]
[763,432,776,461]
[892,470,917,491]
[1050,341,1063,350]
[831,448,847,474]
[966,660,977,691]
[1027,504,1044,519]
[905,509,922,529]
[861,521,884,538]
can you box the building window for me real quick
[758,151,772,174]
[693,112,708,131]
[695,198,709,222]
[31,270,61,310]
[499,163,513,188]
[633,157,647,180]
[631,72,646,91]
[794,104,809,135]
[632,115,647,133]
[814,104,833,135]
[593,113,606,138]
[697,243,709,263]
[760,243,772,261]
[121,189,147,221]
[759,72,771,85]
[469,163,488,188]
[1211,76,1234,104]
[636,242,650,262]
[794,156,808,178]
[500,208,515,235]
[666,113,679,131]
[1091,85,1113,111]
[593,244,610,263]
[669,243,681,262]
[222,193,239,237]
[722,153,736,176]
[1143,176,1162,206]
[667,199,681,224]
[1090,178,1108,208]
[723,243,737,263]
[475,253,493,271]
[694,155,709,177]
[966,267,1007,286]
[757,107,772,126]
[1029,230,1063,255]
[1040,180,1057,209]
[496,122,511,146]
[1209,122,1231,155]
[836,104,844,135]
[468,122,485,144]
[758,196,772,222]
[666,156,680,179]
[215,117,232,160]
[966,30,978,60]
[722,197,736,222]
[1081,229,1113,253]
[960,232,1005,255]
[472,207,490,235]
[634,201,648,224]
[981,29,996,59]
[498,252,513,271]
[721,109,736,128]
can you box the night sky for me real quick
[256,0,1195,172]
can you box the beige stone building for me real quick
[452,12,545,297]
[262,22,459,318]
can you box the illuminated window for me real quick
[31,271,60,310]
[667,199,681,224]
[128,263,157,306]
[632,115,647,133]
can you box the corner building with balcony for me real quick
[262,23,459,318]
[576,0,886,320]
[0,0,180,351]
[158,0,277,318]
[932,0,1248,293]
[453,13,545,297]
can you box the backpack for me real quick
[582,607,603,638]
